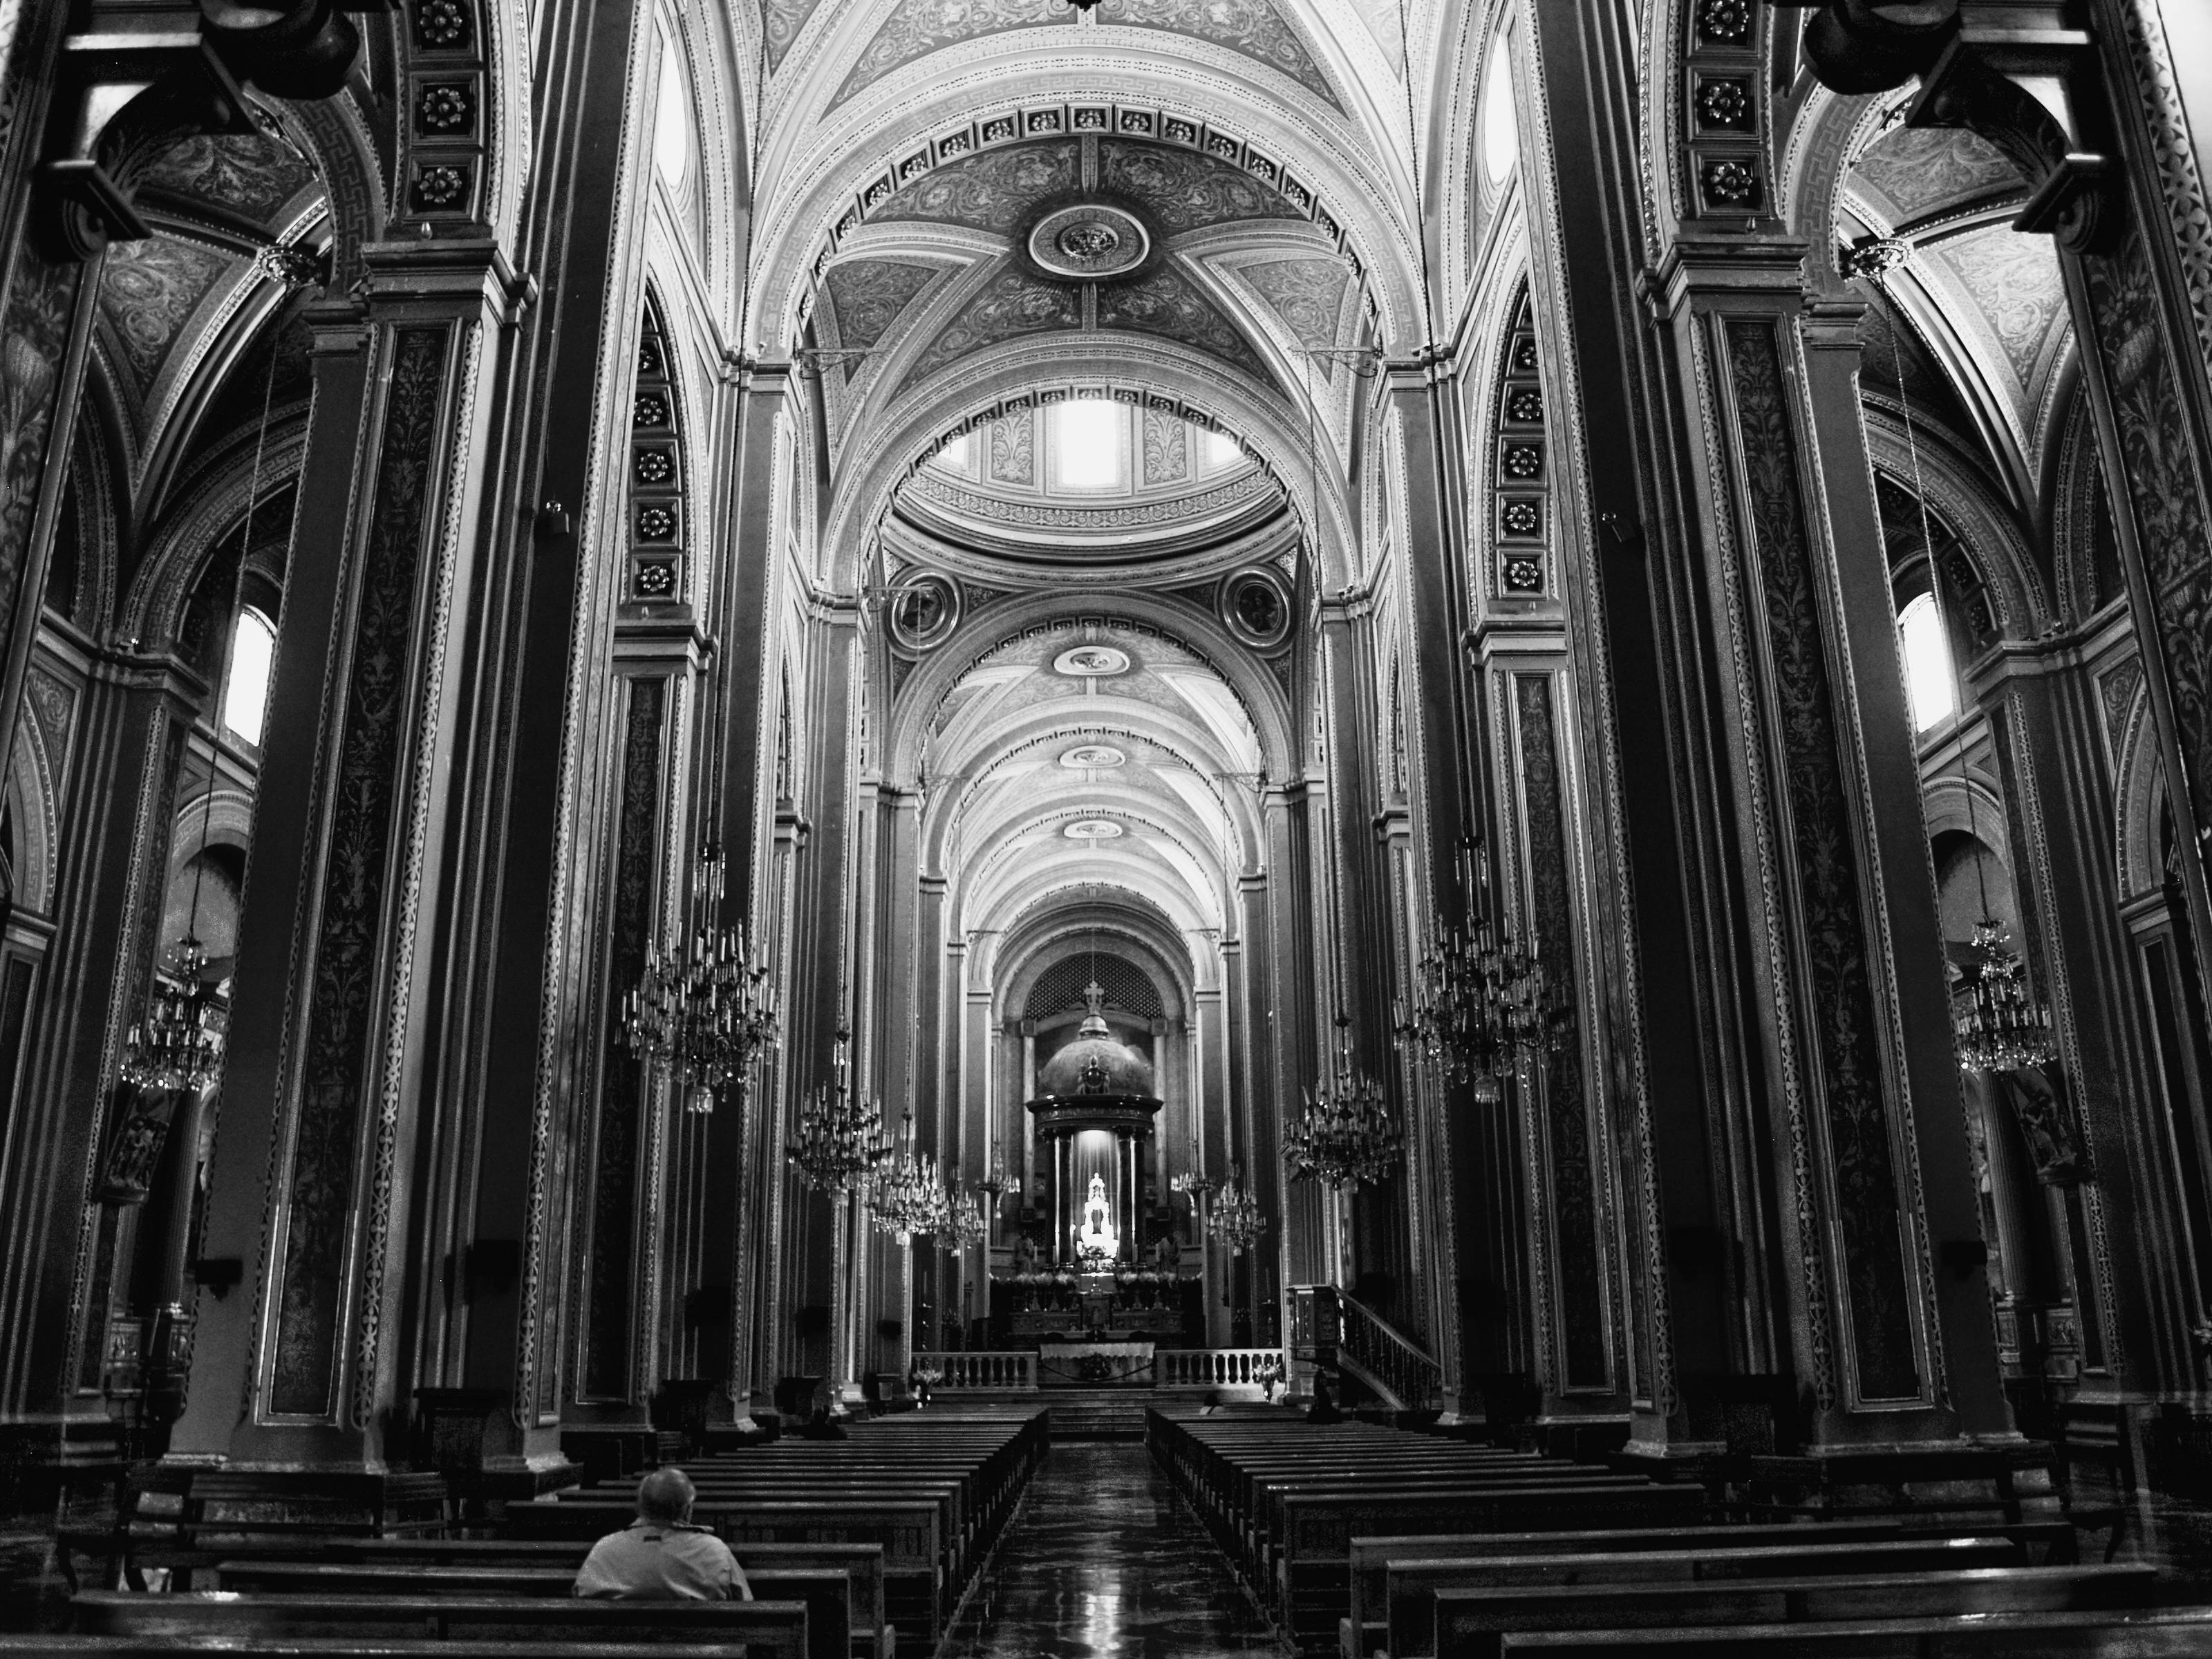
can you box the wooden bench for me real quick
[1427,1563,2155,1658]
[1344,1517,2083,1659]
[1496,1604,2212,1656]
[70,1590,812,1657]
[0,1640,751,1657]
[209,1562,854,1659]
[1379,1535,2029,1658]
[1146,1407,1708,1656]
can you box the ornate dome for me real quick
[1034,982,1157,1100]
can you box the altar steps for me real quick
[928,1387,1217,1438]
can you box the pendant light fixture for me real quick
[120,243,315,1094]
[1852,236,2055,1075]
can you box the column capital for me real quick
[1640,238,1810,321]
[354,236,535,324]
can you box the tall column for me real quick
[682,363,793,1427]
[1520,0,1795,1461]
[0,646,196,1477]
[1391,368,1528,1418]
[169,245,523,1513]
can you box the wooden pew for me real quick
[228,1539,890,1658]
[1146,1407,1707,1656]
[508,1499,936,1646]
[1380,1535,2030,1658]
[69,1588,812,1657]
[1496,1605,2212,1656]
[1344,1517,2082,1659]
[211,1561,854,1659]
[1426,1563,2156,1659]
[0,1641,751,1657]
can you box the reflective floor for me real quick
[944,1440,1278,1658]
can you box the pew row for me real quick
[1344,1517,2084,1659]
[67,1589,813,1657]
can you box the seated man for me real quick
[573,1468,752,1601]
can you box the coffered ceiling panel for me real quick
[823,258,947,381]
[1093,0,1341,110]
[832,0,1073,110]
[873,139,1082,234]
[1096,267,1268,377]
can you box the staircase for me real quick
[1308,1286,1443,1412]
[921,1387,1157,1437]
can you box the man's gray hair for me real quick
[636,1466,696,1523]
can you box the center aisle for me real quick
[944,1438,1276,1658]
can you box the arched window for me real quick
[223,609,276,745]
[1481,31,1518,187]
[653,33,693,193]
[1897,592,1956,731]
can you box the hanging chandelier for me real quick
[1207,1163,1267,1255]
[1170,1125,1218,1201]
[120,939,228,1093]
[1952,918,2057,1073]
[867,1110,956,1243]
[621,843,779,1114]
[950,1190,988,1251]
[787,1026,888,1193]
[1398,841,1569,1087]
[1284,1015,1404,1190]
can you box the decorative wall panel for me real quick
[584,676,666,1399]
[1515,674,1607,1389]
[269,327,449,1418]
[1725,317,1922,1404]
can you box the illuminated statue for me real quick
[1075,1170,1118,1261]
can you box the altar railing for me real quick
[909,1351,1036,1391]
[1157,1349,1287,1389]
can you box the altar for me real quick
[1037,1340,1154,1389]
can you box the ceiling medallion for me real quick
[1024,200,1154,283]
[1064,819,1125,838]
[1060,744,1127,769]
[1053,644,1133,677]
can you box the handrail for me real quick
[1333,1288,1441,1409]
[908,1351,1037,1391]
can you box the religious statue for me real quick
[1074,1171,1118,1263]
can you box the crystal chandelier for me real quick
[950,1190,988,1251]
[120,939,228,1092]
[1170,1125,1218,1202]
[1284,1015,1405,1190]
[867,1110,955,1243]
[1953,918,2056,1073]
[1207,1163,1267,1255]
[1398,842,1569,1088]
[621,843,779,1114]
[786,1027,888,1193]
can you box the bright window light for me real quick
[937,432,974,471]
[1481,34,1518,186]
[1053,399,1124,490]
[1202,428,1241,469]
[1897,592,1956,731]
[653,36,691,191]
[224,609,276,746]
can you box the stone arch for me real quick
[2113,671,2166,906]
[823,348,1345,588]
[122,424,309,649]
[885,590,1297,787]
[4,709,61,920]
[1866,416,2051,646]
[749,62,1422,358]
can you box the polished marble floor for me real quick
[943,1440,1279,1658]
